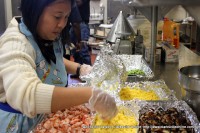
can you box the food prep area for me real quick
[31,47,200,133]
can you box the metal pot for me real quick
[178,65,200,120]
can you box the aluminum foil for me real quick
[29,103,94,133]
[113,80,177,104]
[68,83,140,117]
[69,80,177,104]
[28,114,48,133]
[80,45,127,95]
[91,100,140,133]
[29,84,199,132]
[135,100,200,133]
[115,54,154,80]
[81,49,153,84]
[116,100,140,120]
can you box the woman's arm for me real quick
[51,86,92,112]
[63,58,80,74]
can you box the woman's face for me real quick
[37,0,71,40]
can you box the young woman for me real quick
[0,0,117,132]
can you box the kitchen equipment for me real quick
[178,65,200,120]
[106,11,135,55]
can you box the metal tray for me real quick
[115,55,154,82]
[115,80,177,102]
[69,80,177,103]
[29,82,199,133]
[135,100,200,133]
[80,54,154,83]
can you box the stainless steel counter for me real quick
[151,62,181,99]
[149,44,200,100]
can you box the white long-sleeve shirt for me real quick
[0,18,55,118]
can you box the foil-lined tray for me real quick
[81,53,153,84]
[30,82,199,133]
[29,104,94,133]
[115,55,154,82]
[91,101,140,133]
[69,80,177,103]
[79,47,156,103]
[69,83,199,132]
[134,100,200,133]
[121,80,177,100]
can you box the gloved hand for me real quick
[89,89,118,120]
[80,64,93,76]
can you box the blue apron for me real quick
[0,19,68,133]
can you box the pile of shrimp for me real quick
[34,105,93,133]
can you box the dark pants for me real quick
[70,23,91,65]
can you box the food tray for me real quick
[115,55,154,82]
[135,100,200,133]
[69,80,177,103]
[91,101,140,133]
[29,82,198,133]
[29,104,94,133]
[115,80,177,103]
[81,54,154,84]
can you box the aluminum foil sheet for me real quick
[115,54,154,80]
[135,100,200,133]
[80,45,127,95]
[68,83,140,117]
[81,52,153,84]
[28,114,48,133]
[30,84,199,132]
[114,80,177,104]
[69,80,177,103]
[29,103,94,133]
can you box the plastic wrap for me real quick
[80,45,127,96]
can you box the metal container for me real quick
[137,100,200,133]
[115,55,154,82]
[178,65,200,120]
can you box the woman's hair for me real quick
[20,0,74,63]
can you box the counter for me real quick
[151,62,181,99]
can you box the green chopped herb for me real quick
[128,69,145,76]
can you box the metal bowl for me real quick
[178,65,200,120]
[178,65,200,92]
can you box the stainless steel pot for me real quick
[178,65,200,120]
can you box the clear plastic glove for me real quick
[80,64,93,76]
[89,89,118,120]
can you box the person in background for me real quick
[0,0,117,132]
[63,2,82,61]
[69,0,91,78]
